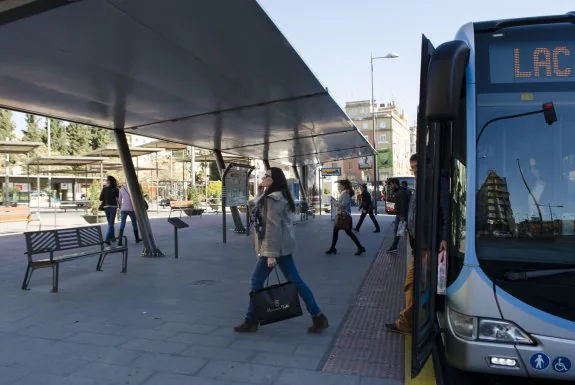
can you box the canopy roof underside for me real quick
[0,0,374,166]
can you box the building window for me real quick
[332,163,338,168]
[361,122,368,130]
[379,121,386,129]
[379,134,387,143]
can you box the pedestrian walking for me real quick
[117,184,141,246]
[354,183,380,233]
[386,178,408,253]
[234,167,329,334]
[325,180,366,256]
[99,176,119,245]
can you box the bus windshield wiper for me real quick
[504,268,575,281]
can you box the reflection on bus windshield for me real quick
[476,97,575,264]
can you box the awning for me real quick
[0,140,42,154]
[0,0,374,166]
[27,156,107,166]
[83,146,164,158]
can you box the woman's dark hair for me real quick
[265,167,296,212]
[107,175,118,189]
[337,179,355,196]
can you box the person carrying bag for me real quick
[235,167,329,334]
[325,179,366,256]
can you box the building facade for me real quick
[337,100,411,185]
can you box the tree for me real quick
[22,114,43,142]
[89,128,112,150]
[0,109,15,140]
[67,123,92,155]
[43,119,69,155]
[209,161,221,181]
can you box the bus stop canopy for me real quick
[140,140,188,151]
[0,140,42,154]
[0,0,374,166]
[83,146,165,158]
[27,156,108,167]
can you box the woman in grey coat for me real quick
[325,179,366,255]
[234,167,329,334]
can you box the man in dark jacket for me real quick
[354,184,380,233]
[386,154,450,334]
[387,178,408,252]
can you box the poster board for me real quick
[224,169,248,207]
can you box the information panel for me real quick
[490,42,575,84]
[224,170,248,206]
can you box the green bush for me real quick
[88,180,101,214]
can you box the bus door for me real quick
[411,34,439,378]
[411,34,469,378]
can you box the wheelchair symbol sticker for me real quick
[530,353,549,370]
[552,357,571,373]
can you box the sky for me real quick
[10,0,575,133]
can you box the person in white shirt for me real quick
[117,185,141,246]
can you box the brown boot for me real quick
[234,319,258,333]
[308,313,329,333]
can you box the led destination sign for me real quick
[489,42,575,84]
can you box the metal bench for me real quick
[59,200,90,212]
[0,205,39,230]
[22,226,128,293]
[169,200,204,217]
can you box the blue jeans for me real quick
[119,211,138,232]
[104,207,117,241]
[246,255,321,321]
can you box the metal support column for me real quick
[3,153,8,205]
[263,160,271,170]
[191,146,196,186]
[114,129,164,257]
[214,150,227,243]
[291,165,307,202]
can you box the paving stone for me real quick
[72,362,154,385]
[275,368,361,385]
[229,340,299,354]
[294,343,329,358]
[168,333,234,347]
[251,352,320,370]
[131,352,206,375]
[64,331,133,346]
[10,372,97,385]
[119,338,189,354]
[180,345,257,363]
[156,322,219,334]
[197,360,281,384]
[9,353,89,376]
[50,341,143,365]
[0,366,30,384]
[141,372,227,385]
[107,326,178,341]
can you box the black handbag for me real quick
[249,266,303,325]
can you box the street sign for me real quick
[321,167,341,177]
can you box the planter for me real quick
[82,214,107,224]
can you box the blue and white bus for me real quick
[411,12,575,382]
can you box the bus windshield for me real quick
[475,93,575,265]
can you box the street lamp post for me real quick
[370,52,398,214]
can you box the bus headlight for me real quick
[448,308,534,345]
[449,308,477,340]
[478,319,534,345]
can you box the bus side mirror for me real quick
[542,102,557,125]
[426,40,470,122]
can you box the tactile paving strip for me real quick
[320,225,407,381]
